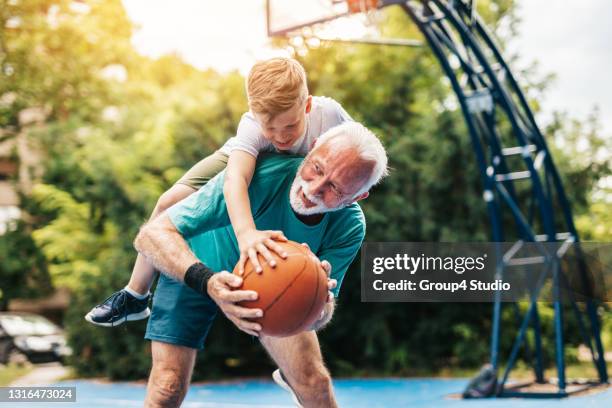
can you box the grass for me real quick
[57,366,78,381]
[336,362,605,380]
[508,361,603,381]
[0,363,33,386]
[431,361,603,381]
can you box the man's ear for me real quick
[305,95,313,114]
[352,191,369,203]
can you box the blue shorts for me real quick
[145,274,219,349]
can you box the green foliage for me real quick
[0,220,51,310]
[1,0,609,381]
[0,0,133,127]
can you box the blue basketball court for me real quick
[2,378,610,407]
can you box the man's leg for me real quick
[260,331,337,408]
[145,341,197,408]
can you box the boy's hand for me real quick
[237,229,289,275]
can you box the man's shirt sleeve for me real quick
[317,205,366,297]
[166,172,230,238]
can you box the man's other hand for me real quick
[308,257,337,331]
[301,244,336,304]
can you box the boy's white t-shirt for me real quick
[219,96,352,157]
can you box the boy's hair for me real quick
[247,57,309,122]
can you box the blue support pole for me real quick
[531,305,545,383]
[390,0,608,396]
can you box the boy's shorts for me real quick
[145,274,219,349]
[175,150,229,190]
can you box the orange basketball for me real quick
[233,240,328,337]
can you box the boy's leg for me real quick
[260,331,337,408]
[85,151,229,327]
[127,184,196,295]
[127,150,229,294]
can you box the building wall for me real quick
[0,110,44,234]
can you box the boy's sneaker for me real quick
[85,289,150,327]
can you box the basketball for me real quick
[233,240,328,337]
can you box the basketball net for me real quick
[346,0,383,29]
[275,1,420,48]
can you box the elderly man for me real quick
[134,121,388,408]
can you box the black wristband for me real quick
[184,262,215,295]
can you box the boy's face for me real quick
[255,96,312,151]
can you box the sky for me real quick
[121,0,612,135]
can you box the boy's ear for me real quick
[305,95,313,114]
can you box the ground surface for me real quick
[1,377,610,407]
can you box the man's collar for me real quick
[293,211,324,226]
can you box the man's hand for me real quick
[206,271,263,336]
[300,242,337,332]
[236,229,288,275]
[311,260,336,331]
[317,259,337,303]
[300,243,336,300]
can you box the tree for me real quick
[3,0,609,380]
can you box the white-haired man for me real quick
[134,122,388,407]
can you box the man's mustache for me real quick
[299,179,326,208]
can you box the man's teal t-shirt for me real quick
[166,154,365,296]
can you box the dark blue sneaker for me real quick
[85,289,150,327]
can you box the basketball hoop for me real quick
[346,0,379,14]
[347,0,384,30]
[266,0,421,47]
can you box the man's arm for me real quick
[305,209,366,331]
[134,213,198,281]
[299,258,337,332]
[318,210,366,297]
[134,213,264,337]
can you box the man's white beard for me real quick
[289,171,348,216]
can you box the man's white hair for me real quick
[312,121,389,196]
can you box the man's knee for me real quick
[146,342,195,407]
[294,362,332,393]
[147,366,188,406]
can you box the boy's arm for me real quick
[224,150,288,275]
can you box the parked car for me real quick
[0,312,72,364]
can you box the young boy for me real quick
[85,57,353,327]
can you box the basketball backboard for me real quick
[266,0,380,37]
